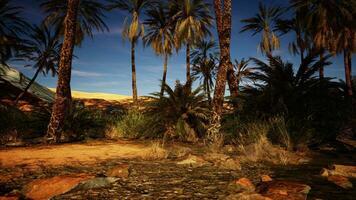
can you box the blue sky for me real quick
[11,0,355,96]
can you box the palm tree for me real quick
[41,0,109,45]
[45,0,80,143]
[143,3,174,96]
[108,0,152,103]
[148,81,210,142]
[0,0,28,65]
[45,0,108,143]
[275,5,311,64]
[170,0,213,83]
[233,58,254,88]
[191,40,218,104]
[240,2,282,56]
[15,25,61,104]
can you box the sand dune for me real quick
[49,88,130,101]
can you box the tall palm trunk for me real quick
[160,53,168,96]
[344,49,353,97]
[186,43,191,84]
[46,0,79,143]
[15,67,41,104]
[213,0,232,116]
[131,40,138,103]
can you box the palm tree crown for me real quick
[241,2,282,55]
[0,0,28,64]
[41,0,109,45]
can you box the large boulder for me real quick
[23,174,93,200]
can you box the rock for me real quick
[225,192,271,200]
[176,154,208,167]
[261,175,273,182]
[236,178,255,191]
[331,165,356,178]
[259,181,311,200]
[327,175,353,189]
[23,174,93,200]
[0,196,19,200]
[75,177,118,190]
[106,164,130,178]
[223,145,236,153]
[321,165,356,178]
[219,158,241,171]
[228,178,255,193]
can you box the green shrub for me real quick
[112,109,151,139]
[146,81,211,142]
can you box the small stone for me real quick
[327,175,353,189]
[106,164,130,178]
[76,177,119,190]
[235,178,255,191]
[261,175,273,182]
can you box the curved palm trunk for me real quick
[344,49,353,97]
[186,43,191,84]
[15,67,41,104]
[160,53,168,96]
[46,0,79,143]
[131,40,138,103]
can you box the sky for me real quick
[10,0,355,96]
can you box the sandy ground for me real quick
[0,140,156,169]
[48,88,131,101]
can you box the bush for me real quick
[146,81,211,142]
[109,109,151,139]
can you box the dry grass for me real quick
[141,141,169,160]
[234,119,303,165]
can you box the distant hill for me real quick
[49,88,130,101]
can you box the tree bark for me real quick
[131,39,138,103]
[46,0,79,143]
[226,62,239,98]
[213,0,232,116]
[186,43,191,84]
[344,49,353,97]
[160,53,168,96]
[15,67,41,104]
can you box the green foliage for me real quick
[231,54,351,144]
[114,109,151,139]
[146,81,211,142]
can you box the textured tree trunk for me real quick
[15,67,41,104]
[131,40,138,103]
[226,63,239,98]
[160,53,168,96]
[46,0,79,143]
[344,49,353,97]
[213,0,232,116]
[186,43,191,84]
